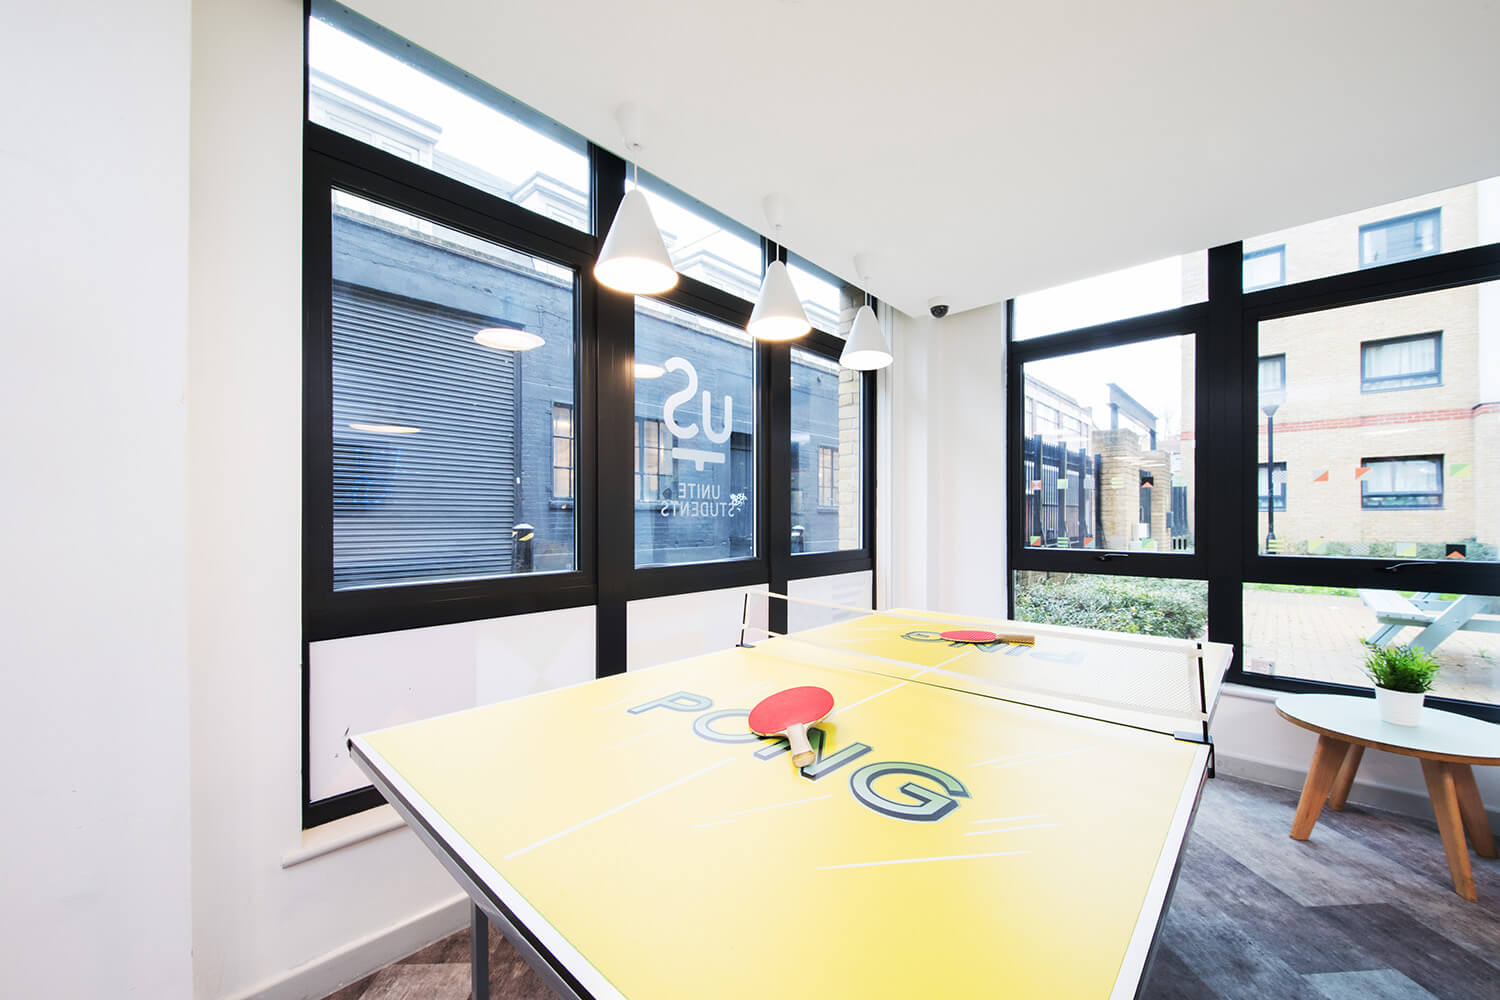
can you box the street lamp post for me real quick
[1261,392,1283,552]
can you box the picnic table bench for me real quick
[1358,590,1500,653]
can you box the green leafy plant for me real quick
[1014,575,1206,639]
[1360,640,1440,693]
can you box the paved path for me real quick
[1243,590,1497,704]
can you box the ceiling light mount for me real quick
[594,102,678,296]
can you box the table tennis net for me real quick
[739,592,1212,736]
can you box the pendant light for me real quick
[474,325,544,352]
[840,254,893,370]
[594,104,678,295]
[748,194,811,342]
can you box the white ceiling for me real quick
[350,0,1500,318]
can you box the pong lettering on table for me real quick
[350,592,1233,1000]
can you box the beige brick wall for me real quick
[1254,284,1491,554]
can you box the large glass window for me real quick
[330,191,577,588]
[308,3,590,230]
[787,254,853,335]
[1256,282,1495,561]
[634,301,756,566]
[1244,175,1498,285]
[1242,585,1498,707]
[1013,572,1207,640]
[1012,252,1206,340]
[1020,335,1195,552]
[791,349,862,554]
[633,173,763,302]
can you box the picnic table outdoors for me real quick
[1358,590,1500,653]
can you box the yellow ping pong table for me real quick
[350,597,1233,999]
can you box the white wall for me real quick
[188,1,487,997]
[627,585,768,671]
[0,2,194,998]
[882,304,1008,617]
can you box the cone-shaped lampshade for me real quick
[840,304,892,370]
[595,188,678,294]
[748,260,811,341]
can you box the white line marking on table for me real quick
[693,793,834,828]
[963,823,1059,837]
[838,680,909,714]
[505,758,734,860]
[818,851,1030,871]
[970,813,1044,825]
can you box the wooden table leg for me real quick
[1420,759,1477,902]
[1452,764,1497,859]
[1328,744,1364,811]
[1291,735,1351,840]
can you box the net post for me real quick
[739,591,749,648]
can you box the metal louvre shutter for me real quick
[331,282,518,589]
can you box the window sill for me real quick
[282,803,405,868]
[549,499,575,511]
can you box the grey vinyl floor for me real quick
[324,774,1500,1000]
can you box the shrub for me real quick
[1360,640,1440,693]
[1015,575,1206,639]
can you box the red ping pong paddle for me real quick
[748,686,834,768]
[940,628,1036,646]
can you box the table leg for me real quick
[1291,735,1351,840]
[1419,759,1477,902]
[1328,744,1364,811]
[1453,764,1497,859]
[472,901,490,1000]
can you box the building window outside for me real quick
[328,190,577,588]
[552,403,574,500]
[1360,456,1444,509]
[791,348,862,553]
[635,301,756,567]
[1361,332,1441,392]
[635,418,674,502]
[1258,354,1286,395]
[1257,462,1287,511]
[1244,245,1285,291]
[1360,209,1441,267]
[818,447,839,507]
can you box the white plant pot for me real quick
[1374,686,1426,726]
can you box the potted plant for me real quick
[1360,640,1440,726]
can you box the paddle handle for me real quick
[786,723,815,768]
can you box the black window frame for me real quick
[1007,234,1500,731]
[1359,208,1441,268]
[1359,330,1442,392]
[1243,244,1286,291]
[300,3,877,827]
[1359,455,1444,510]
